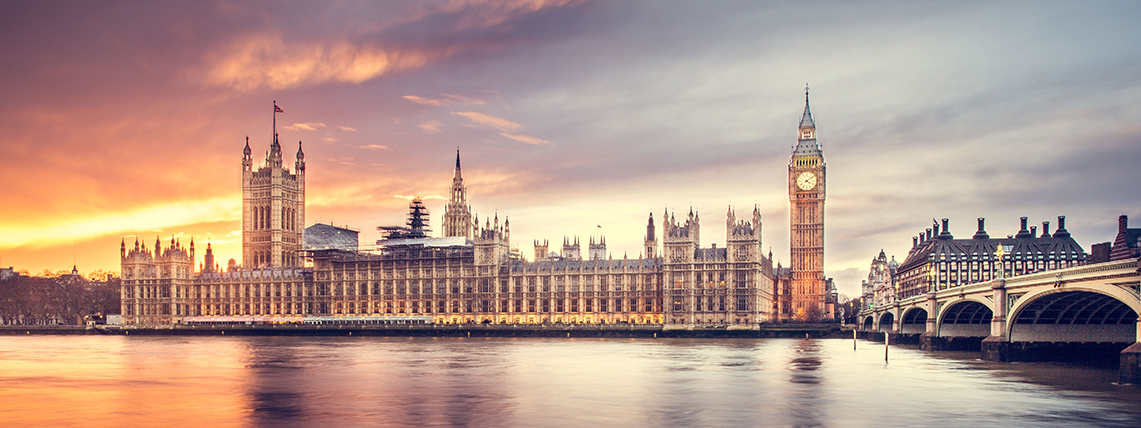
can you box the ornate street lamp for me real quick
[927,264,936,292]
[995,244,1012,280]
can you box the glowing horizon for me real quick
[2,1,1139,298]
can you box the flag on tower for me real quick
[275,104,284,113]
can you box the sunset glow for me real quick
[1,1,1139,298]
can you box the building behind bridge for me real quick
[894,217,1087,299]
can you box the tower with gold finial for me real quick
[788,85,826,322]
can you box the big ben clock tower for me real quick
[789,85,826,321]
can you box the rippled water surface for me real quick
[3,335,1141,427]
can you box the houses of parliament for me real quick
[119,93,831,327]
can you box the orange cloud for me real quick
[452,111,523,133]
[404,95,449,106]
[499,132,550,145]
[204,35,442,91]
[426,0,583,30]
[394,195,447,200]
[418,120,444,133]
[404,93,488,107]
[284,122,326,131]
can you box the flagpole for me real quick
[273,100,276,144]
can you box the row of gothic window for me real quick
[251,205,299,231]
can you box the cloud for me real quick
[394,194,447,200]
[360,144,390,150]
[418,120,443,133]
[322,137,338,142]
[404,95,448,106]
[204,35,441,91]
[452,111,523,133]
[404,94,488,107]
[284,122,327,131]
[339,126,359,132]
[453,111,549,145]
[499,132,550,145]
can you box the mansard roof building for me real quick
[895,216,1086,299]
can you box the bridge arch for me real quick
[877,312,894,332]
[900,307,928,334]
[1008,287,1139,343]
[862,315,875,332]
[938,298,993,338]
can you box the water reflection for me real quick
[244,338,307,424]
[4,336,1141,427]
[784,339,824,427]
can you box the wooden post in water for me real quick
[884,331,889,362]
[853,329,857,350]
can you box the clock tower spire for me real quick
[787,84,826,322]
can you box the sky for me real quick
[1,0,1139,297]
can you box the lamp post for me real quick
[928,264,936,292]
[995,244,1011,280]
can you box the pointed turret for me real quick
[268,133,283,169]
[799,85,815,129]
[295,140,305,173]
[242,136,253,172]
[443,149,473,238]
[793,84,822,156]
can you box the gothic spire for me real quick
[800,83,815,129]
[793,84,822,157]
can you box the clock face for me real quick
[796,172,817,190]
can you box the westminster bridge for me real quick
[857,257,1141,382]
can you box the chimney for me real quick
[926,228,932,241]
[913,236,919,247]
[1054,215,1071,238]
[939,218,952,239]
[1121,215,1129,233]
[1041,221,1051,238]
[1030,226,1037,238]
[973,218,989,239]
[1016,217,1031,239]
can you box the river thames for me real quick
[2,335,1140,427]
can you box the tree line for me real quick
[0,270,121,325]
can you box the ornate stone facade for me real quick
[119,236,195,325]
[442,150,474,239]
[860,250,898,310]
[121,96,824,327]
[785,87,827,321]
[242,134,305,269]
